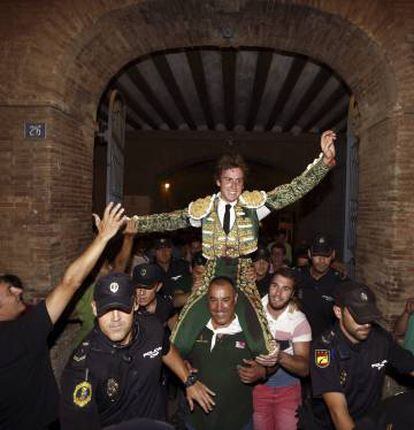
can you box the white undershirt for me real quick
[206,315,243,351]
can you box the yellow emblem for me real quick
[73,381,92,408]
[188,195,214,220]
[239,190,267,208]
[315,349,330,368]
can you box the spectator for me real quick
[130,236,150,274]
[0,202,127,430]
[60,272,215,430]
[270,243,288,273]
[251,268,311,430]
[0,274,28,310]
[294,244,309,268]
[0,273,24,292]
[251,247,272,298]
[268,229,292,265]
[185,276,257,430]
[394,297,414,355]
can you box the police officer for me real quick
[133,263,175,326]
[152,237,191,297]
[296,234,344,338]
[60,272,215,430]
[310,281,414,430]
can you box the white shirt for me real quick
[206,315,243,351]
[261,295,312,355]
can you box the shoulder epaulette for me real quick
[239,190,267,209]
[321,330,336,345]
[71,341,90,365]
[188,195,215,220]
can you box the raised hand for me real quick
[320,130,336,167]
[123,217,138,236]
[93,202,127,241]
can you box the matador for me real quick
[132,131,336,357]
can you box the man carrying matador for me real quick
[131,130,336,359]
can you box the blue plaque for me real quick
[24,122,46,140]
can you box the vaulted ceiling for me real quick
[100,47,350,134]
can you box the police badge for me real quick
[339,369,347,386]
[73,381,92,408]
[315,349,330,368]
[106,377,120,402]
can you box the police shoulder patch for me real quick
[239,190,267,208]
[188,195,215,220]
[72,349,87,363]
[315,349,330,368]
[73,381,92,408]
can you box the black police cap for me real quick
[93,272,135,317]
[335,281,382,324]
[310,233,333,257]
[132,263,163,288]
[154,237,172,249]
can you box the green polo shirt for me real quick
[187,326,253,430]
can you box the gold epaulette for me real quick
[188,195,215,220]
[239,190,267,209]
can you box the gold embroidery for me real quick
[239,190,267,208]
[188,195,215,219]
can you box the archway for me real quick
[1,1,412,327]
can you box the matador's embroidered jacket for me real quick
[133,154,330,258]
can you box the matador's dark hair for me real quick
[215,153,249,180]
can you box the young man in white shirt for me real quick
[249,267,311,430]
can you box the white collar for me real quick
[217,193,238,207]
[206,315,242,351]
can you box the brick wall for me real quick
[0,0,413,324]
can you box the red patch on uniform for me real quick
[235,341,246,349]
[315,349,330,368]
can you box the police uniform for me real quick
[296,266,344,339]
[310,324,414,428]
[61,272,172,430]
[354,390,414,430]
[133,263,175,325]
[156,258,191,297]
[310,281,414,429]
[60,314,170,430]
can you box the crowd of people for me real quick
[1,130,414,430]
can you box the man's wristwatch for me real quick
[184,372,198,388]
